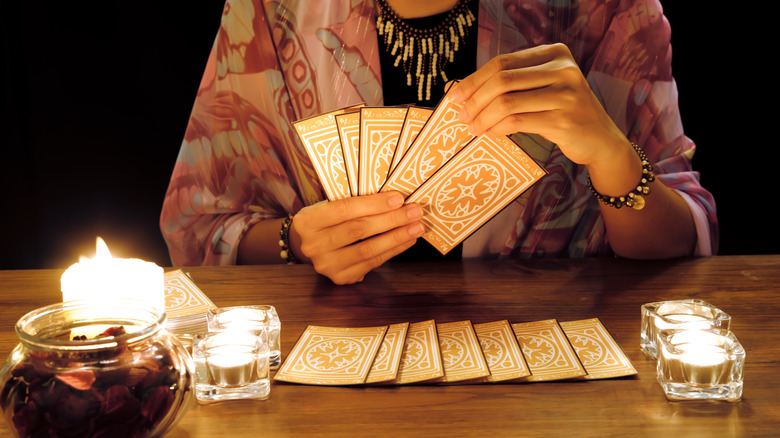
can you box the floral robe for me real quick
[160,0,718,266]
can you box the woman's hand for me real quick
[290,191,425,285]
[449,43,629,171]
[447,43,697,259]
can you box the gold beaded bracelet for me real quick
[278,214,297,264]
[587,143,655,211]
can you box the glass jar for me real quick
[1,299,195,438]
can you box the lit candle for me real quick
[206,345,258,387]
[660,331,730,385]
[61,237,165,311]
[194,331,269,393]
[640,300,731,358]
[656,329,745,401]
[207,305,281,369]
[654,313,711,330]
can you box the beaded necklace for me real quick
[376,0,476,101]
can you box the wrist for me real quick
[586,139,643,198]
[587,143,655,210]
[278,215,298,264]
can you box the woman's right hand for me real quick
[290,191,425,285]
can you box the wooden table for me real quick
[2,255,779,437]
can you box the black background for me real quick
[1,2,775,270]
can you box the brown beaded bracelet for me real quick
[587,143,655,211]
[278,214,297,264]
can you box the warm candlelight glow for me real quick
[656,328,744,401]
[193,331,271,401]
[61,237,165,311]
[640,300,731,358]
[206,345,257,387]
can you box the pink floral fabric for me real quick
[160,0,718,266]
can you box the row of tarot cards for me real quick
[274,318,637,386]
[294,83,547,255]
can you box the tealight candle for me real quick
[657,329,744,401]
[207,305,281,369]
[193,331,270,402]
[61,237,165,311]
[640,300,730,358]
[206,345,257,387]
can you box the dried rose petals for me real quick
[55,370,97,391]
[2,326,185,438]
[97,326,127,338]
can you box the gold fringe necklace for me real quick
[376,0,476,101]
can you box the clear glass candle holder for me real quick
[1,299,194,437]
[207,305,281,370]
[641,300,731,358]
[193,330,270,402]
[656,328,744,401]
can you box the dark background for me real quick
[1,2,775,270]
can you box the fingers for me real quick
[329,202,423,251]
[465,86,569,137]
[447,44,578,136]
[312,222,424,285]
[449,44,563,104]
[291,190,427,284]
[299,201,423,257]
[305,191,406,230]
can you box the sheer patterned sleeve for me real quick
[160,0,323,266]
[582,0,718,254]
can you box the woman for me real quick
[160,0,717,284]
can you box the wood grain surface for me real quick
[1,255,778,437]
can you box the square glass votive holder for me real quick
[207,305,281,369]
[193,330,270,402]
[656,328,744,401]
[641,299,731,358]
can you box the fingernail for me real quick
[407,204,423,220]
[387,193,404,208]
[409,222,425,236]
[448,85,462,102]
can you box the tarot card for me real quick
[406,134,546,255]
[274,325,388,385]
[335,111,361,197]
[474,320,531,382]
[391,320,445,385]
[366,322,410,384]
[358,106,408,195]
[437,320,491,383]
[164,269,215,319]
[388,106,433,177]
[560,318,638,379]
[511,319,587,381]
[294,107,354,201]
[382,83,474,198]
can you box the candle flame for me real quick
[78,237,113,262]
[95,237,112,259]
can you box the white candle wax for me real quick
[206,345,258,387]
[660,331,731,386]
[61,237,165,311]
[654,313,711,330]
[213,308,266,329]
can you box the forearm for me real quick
[236,217,289,265]
[587,140,696,259]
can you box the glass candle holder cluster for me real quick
[641,300,744,401]
[191,305,280,402]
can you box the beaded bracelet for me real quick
[278,214,297,264]
[587,143,655,211]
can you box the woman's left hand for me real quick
[449,43,628,170]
